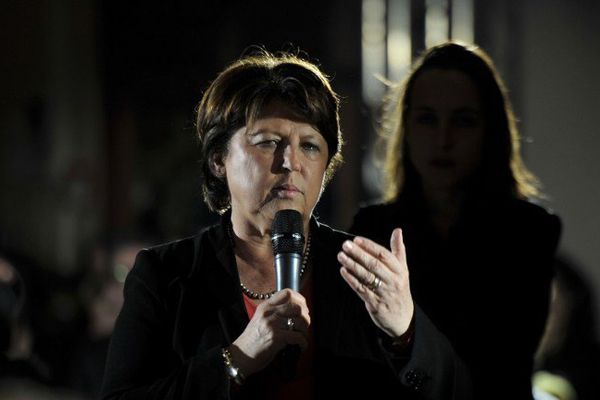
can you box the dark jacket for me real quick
[350,196,561,400]
[100,215,472,399]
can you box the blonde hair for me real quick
[381,41,541,203]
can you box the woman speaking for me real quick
[100,50,471,399]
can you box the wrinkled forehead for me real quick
[247,98,307,124]
[246,99,323,136]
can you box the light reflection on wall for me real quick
[361,0,387,106]
[426,0,474,48]
[425,0,448,47]
[387,0,411,83]
[451,0,474,43]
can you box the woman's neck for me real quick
[421,185,466,239]
[229,218,274,269]
[228,211,311,301]
[229,209,310,263]
[227,217,276,301]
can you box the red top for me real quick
[242,272,315,399]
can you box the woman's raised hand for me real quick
[338,228,414,339]
[230,289,310,377]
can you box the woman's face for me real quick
[406,68,485,193]
[220,100,329,233]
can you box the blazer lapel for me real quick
[311,220,345,356]
[212,224,248,344]
[171,218,249,357]
[312,220,380,361]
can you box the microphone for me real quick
[270,209,304,380]
[271,209,305,292]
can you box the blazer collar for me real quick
[173,212,351,355]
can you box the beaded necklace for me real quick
[227,222,311,300]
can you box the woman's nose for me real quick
[437,122,454,149]
[282,144,302,172]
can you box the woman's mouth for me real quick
[273,184,302,198]
[430,158,456,168]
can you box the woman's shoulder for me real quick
[506,198,561,227]
[348,200,402,242]
[128,225,218,287]
[493,198,562,247]
[353,200,397,219]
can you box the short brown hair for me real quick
[196,50,343,212]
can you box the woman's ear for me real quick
[209,153,226,178]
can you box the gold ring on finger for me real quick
[368,274,382,291]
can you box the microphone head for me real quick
[271,210,304,255]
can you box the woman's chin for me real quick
[262,200,307,220]
[420,171,467,191]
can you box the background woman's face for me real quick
[221,100,329,229]
[406,68,485,193]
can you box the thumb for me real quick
[390,228,404,260]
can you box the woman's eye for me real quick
[453,114,479,128]
[415,113,438,125]
[302,142,320,152]
[256,139,279,148]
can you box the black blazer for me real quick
[100,216,472,399]
[350,197,561,400]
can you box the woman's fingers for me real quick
[390,228,406,261]
[338,237,399,285]
[337,231,408,292]
[259,289,311,334]
[267,288,300,305]
[337,250,382,294]
[233,290,311,375]
[339,264,375,304]
[273,311,310,335]
[353,235,403,275]
[338,228,414,339]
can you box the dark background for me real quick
[1,0,599,397]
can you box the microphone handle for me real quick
[275,253,302,292]
[274,253,303,380]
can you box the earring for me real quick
[215,167,226,178]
